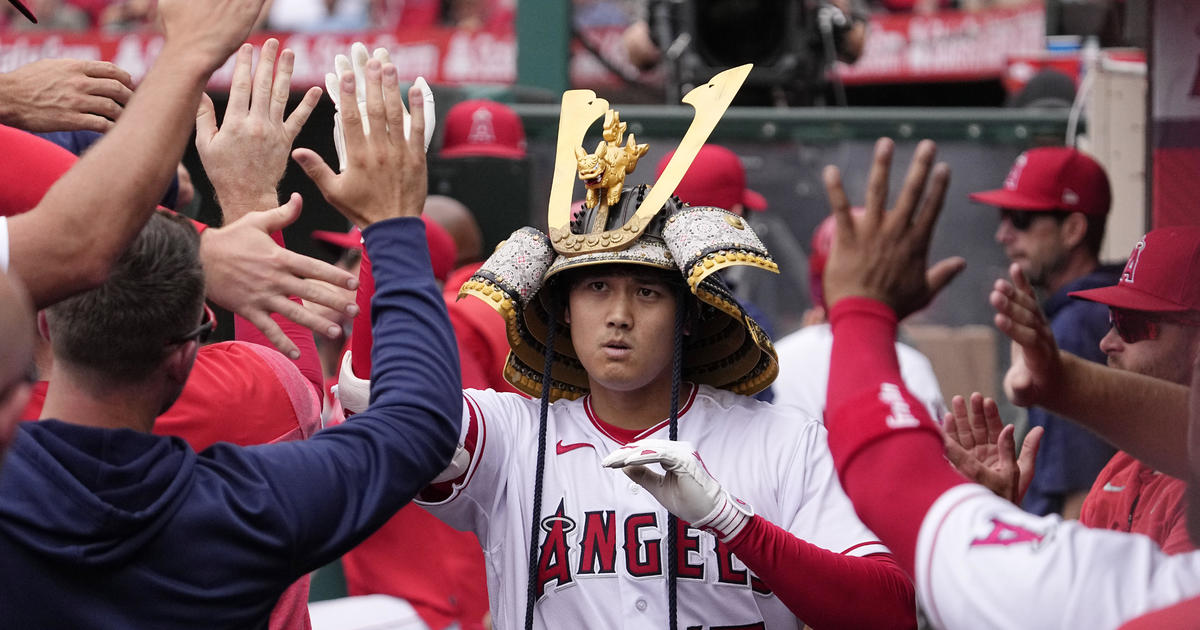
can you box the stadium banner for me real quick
[0,3,1046,90]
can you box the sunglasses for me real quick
[169,303,215,345]
[999,209,1068,232]
[1108,308,1200,344]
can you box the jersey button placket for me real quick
[635,598,648,612]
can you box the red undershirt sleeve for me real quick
[726,514,917,629]
[350,249,375,379]
[825,297,968,575]
[232,230,325,400]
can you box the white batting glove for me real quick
[602,439,753,542]
[333,349,468,483]
[325,42,436,172]
[332,350,371,414]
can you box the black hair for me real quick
[45,211,204,383]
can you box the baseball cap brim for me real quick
[311,229,363,251]
[968,188,1060,211]
[742,188,767,212]
[440,144,526,160]
[1069,285,1193,313]
[7,0,36,22]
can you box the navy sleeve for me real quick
[198,217,461,574]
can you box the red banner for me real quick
[0,4,1047,91]
[835,3,1045,85]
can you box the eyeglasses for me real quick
[999,209,1068,232]
[169,303,215,345]
[1108,307,1200,344]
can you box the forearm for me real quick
[9,47,213,307]
[726,515,916,629]
[1044,352,1188,478]
[361,217,460,459]
[825,298,968,573]
[0,73,21,126]
[236,218,462,568]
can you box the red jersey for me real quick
[1080,451,1194,555]
[444,263,521,395]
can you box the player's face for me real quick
[994,210,1069,289]
[566,270,679,399]
[1100,312,1200,385]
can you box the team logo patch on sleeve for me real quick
[878,383,920,429]
[970,518,1045,549]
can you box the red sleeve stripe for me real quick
[418,392,485,504]
[842,541,888,555]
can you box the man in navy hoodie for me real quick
[0,53,459,630]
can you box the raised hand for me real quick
[602,439,752,542]
[0,59,134,133]
[157,0,271,74]
[200,194,359,357]
[325,42,435,171]
[294,58,428,226]
[821,138,965,319]
[942,393,1043,505]
[992,263,1064,407]
[196,39,322,220]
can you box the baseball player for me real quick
[817,136,1200,629]
[338,72,915,628]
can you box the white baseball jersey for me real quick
[418,383,888,629]
[772,323,946,422]
[916,483,1200,629]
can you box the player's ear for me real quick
[1061,212,1088,250]
[563,302,571,325]
[163,341,198,387]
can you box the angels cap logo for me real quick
[467,108,497,145]
[1121,239,1146,285]
[1003,153,1029,191]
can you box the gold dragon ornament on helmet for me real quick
[459,64,780,400]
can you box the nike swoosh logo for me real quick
[556,440,595,455]
[1103,483,1126,492]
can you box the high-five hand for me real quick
[821,138,965,318]
[294,57,429,226]
[196,39,323,221]
[942,392,1043,505]
[325,42,435,171]
[992,263,1065,407]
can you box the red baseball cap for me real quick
[969,147,1111,216]
[311,219,457,282]
[655,145,766,213]
[421,215,458,283]
[311,226,363,251]
[439,99,527,159]
[6,0,36,22]
[1070,226,1200,313]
